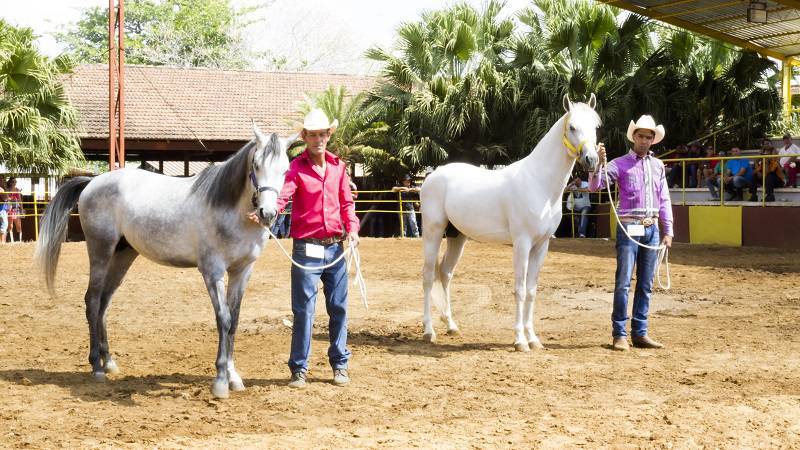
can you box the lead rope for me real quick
[600,163,671,290]
[264,226,368,309]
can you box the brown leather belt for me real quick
[300,235,345,246]
[619,217,656,227]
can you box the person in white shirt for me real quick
[567,176,592,237]
[778,133,799,188]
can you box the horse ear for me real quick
[562,94,572,112]
[588,93,597,110]
[252,121,268,148]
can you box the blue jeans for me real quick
[403,210,419,238]
[574,205,591,237]
[613,224,660,338]
[288,240,351,373]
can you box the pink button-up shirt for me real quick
[276,150,360,240]
[588,150,674,237]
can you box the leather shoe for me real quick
[632,335,664,349]
[611,336,629,351]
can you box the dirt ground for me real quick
[1,238,799,448]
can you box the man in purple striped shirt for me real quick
[588,115,673,351]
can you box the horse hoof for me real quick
[104,360,120,375]
[528,340,545,350]
[211,382,229,399]
[422,333,437,343]
[91,371,107,382]
[446,328,460,336]
[514,342,531,352]
[229,379,245,392]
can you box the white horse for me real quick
[420,94,601,351]
[35,125,293,398]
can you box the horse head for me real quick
[562,93,601,172]
[251,124,294,226]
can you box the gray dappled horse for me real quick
[35,125,293,399]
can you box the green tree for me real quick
[294,86,405,178]
[0,20,84,173]
[57,0,261,69]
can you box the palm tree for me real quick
[0,20,85,173]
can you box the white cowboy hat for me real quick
[626,115,665,145]
[303,108,338,132]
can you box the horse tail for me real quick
[35,176,92,297]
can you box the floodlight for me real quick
[747,1,768,24]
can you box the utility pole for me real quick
[108,0,125,170]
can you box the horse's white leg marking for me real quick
[512,240,532,351]
[524,241,550,350]
[224,263,254,392]
[440,234,467,334]
[202,268,232,399]
[422,225,445,343]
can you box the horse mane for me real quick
[190,140,255,208]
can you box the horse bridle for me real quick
[562,114,589,160]
[249,169,280,208]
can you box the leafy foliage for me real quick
[0,20,84,173]
[57,0,261,69]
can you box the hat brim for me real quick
[627,121,665,145]
[303,119,338,133]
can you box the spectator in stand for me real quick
[566,175,592,237]
[705,149,726,201]
[720,147,755,201]
[778,133,799,188]
[0,183,7,244]
[753,144,784,202]
[665,144,688,188]
[685,142,701,188]
[5,177,23,242]
[392,174,420,238]
[698,145,719,194]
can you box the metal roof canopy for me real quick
[598,0,799,117]
[599,0,800,64]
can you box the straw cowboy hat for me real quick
[626,115,665,145]
[303,108,338,132]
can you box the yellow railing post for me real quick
[681,161,686,205]
[762,155,767,206]
[397,191,405,238]
[33,191,39,241]
[720,159,726,206]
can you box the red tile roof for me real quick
[62,64,377,141]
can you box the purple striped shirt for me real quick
[588,150,674,237]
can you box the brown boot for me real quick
[611,336,630,352]
[632,335,664,349]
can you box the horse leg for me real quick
[524,241,549,350]
[512,240,532,352]
[422,225,445,343]
[97,246,138,375]
[200,263,232,399]
[83,238,117,380]
[224,263,254,392]
[440,234,467,334]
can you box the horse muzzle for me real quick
[581,153,599,172]
[258,208,276,226]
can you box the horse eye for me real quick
[569,125,576,132]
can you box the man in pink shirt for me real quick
[277,108,360,388]
[589,115,672,352]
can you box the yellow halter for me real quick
[562,116,587,160]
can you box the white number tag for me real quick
[626,224,645,237]
[305,243,325,259]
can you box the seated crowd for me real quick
[664,133,798,202]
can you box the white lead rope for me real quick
[600,164,671,290]
[264,227,368,309]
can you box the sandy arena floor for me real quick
[1,238,799,448]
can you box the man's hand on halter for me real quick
[247,211,261,225]
[348,231,360,247]
[662,235,673,248]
